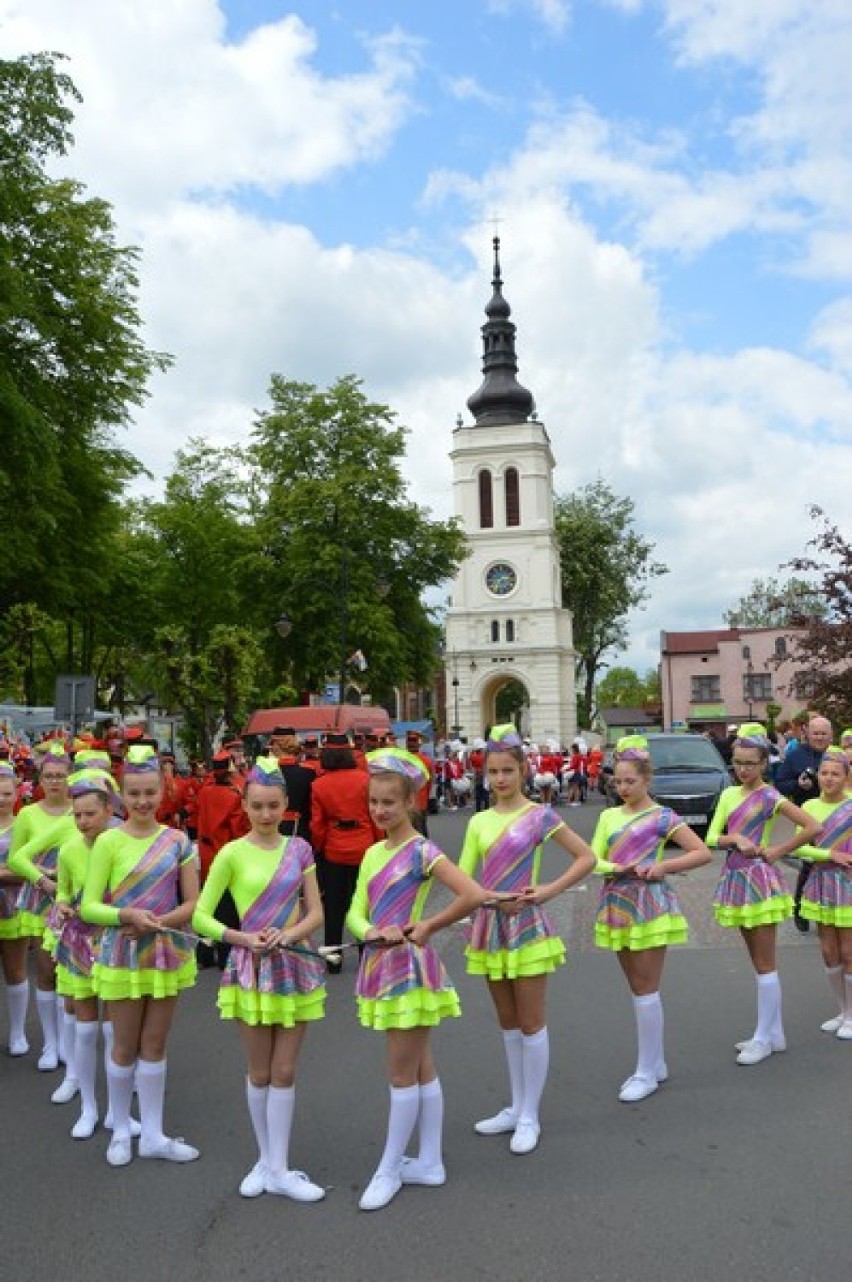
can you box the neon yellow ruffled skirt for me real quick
[218,986,325,1027]
[56,964,97,1000]
[91,957,197,1001]
[465,936,565,979]
[356,986,461,1030]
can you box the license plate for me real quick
[679,813,705,824]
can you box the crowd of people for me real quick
[434,736,605,812]
[0,714,850,1213]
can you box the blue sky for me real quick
[3,0,852,678]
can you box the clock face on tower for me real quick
[485,562,518,597]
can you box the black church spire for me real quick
[466,237,535,427]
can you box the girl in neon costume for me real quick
[0,758,30,1056]
[8,740,77,1069]
[459,725,596,1154]
[796,746,852,1038]
[192,756,326,1202]
[346,747,490,1212]
[707,723,820,1066]
[81,745,199,1168]
[591,735,712,1102]
[44,766,118,1135]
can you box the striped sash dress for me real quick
[465,805,566,979]
[92,828,197,1000]
[595,807,688,951]
[218,837,325,1026]
[0,825,26,941]
[712,786,793,927]
[800,801,852,927]
[355,838,460,1030]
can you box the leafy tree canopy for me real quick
[555,479,666,727]
[723,575,826,628]
[783,507,852,726]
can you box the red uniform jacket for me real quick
[196,778,250,882]
[311,768,380,866]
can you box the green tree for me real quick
[783,507,852,726]
[0,52,167,618]
[723,576,826,628]
[596,665,659,709]
[555,479,667,728]
[248,375,466,702]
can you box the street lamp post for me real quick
[450,649,461,736]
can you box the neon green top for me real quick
[192,835,317,943]
[705,784,782,850]
[81,826,195,927]
[56,833,93,902]
[798,797,851,862]
[9,804,76,882]
[346,836,444,941]
[458,804,559,884]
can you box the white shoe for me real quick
[510,1120,541,1154]
[138,1135,200,1163]
[38,1046,59,1072]
[106,1136,133,1167]
[821,1015,844,1033]
[400,1156,446,1186]
[239,1162,267,1198]
[265,1169,325,1202]
[836,1021,852,1041]
[105,1113,141,1137]
[8,1035,29,1057]
[736,1039,774,1066]
[359,1168,402,1211]
[618,1074,659,1103]
[51,1076,79,1104]
[71,1112,98,1140]
[474,1107,518,1136]
[735,1035,786,1053]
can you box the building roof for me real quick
[597,706,659,727]
[661,629,740,655]
[466,237,535,427]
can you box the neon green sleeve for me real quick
[458,820,482,877]
[8,816,70,883]
[591,811,616,874]
[345,856,373,941]
[191,845,235,942]
[80,832,121,926]
[796,842,829,863]
[705,791,733,850]
[56,842,76,904]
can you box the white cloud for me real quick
[486,0,572,35]
[0,0,418,217]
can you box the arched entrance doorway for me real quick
[476,672,531,737]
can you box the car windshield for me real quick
[648,739,723,772]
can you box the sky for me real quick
[3,0,852,678]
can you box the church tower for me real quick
[444,239,576,745]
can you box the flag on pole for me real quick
[348,649,368,672]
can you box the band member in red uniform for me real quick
[301,735,322,776]
[405,730,434,837]
[196,751,250,968]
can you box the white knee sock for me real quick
[136,1058,167,1146]
[755,971,782,1043]
[246,1080,270,1166]
[502,1028,524,1116]
[416,1077,444,1168]
[60,1010,77,1081]
[633,993,664,1080]
[56,994,67,1062]
[106,1057,136,1141]
[519,1028,549,1125]
[75,1022,99,1121]
[844,974,852,1022]
[266,1084,295,1175]
[377,1084,420,1176]
[825,964,844,1016]
[6,980,29,1046]
[36,990,58,1055]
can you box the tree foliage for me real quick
[783,507,852,726]
[248,375,466,703]
[596,665,660,710]
[0,52,167,614]
[723,575,826,628]
[555,479,667,728]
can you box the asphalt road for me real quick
[2,796,848,1282]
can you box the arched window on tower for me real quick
[505,467,520,527]
[479,469,493,528]
[491,620,500,643]
[506,619,515,643]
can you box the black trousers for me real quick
[319,858,360,948]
